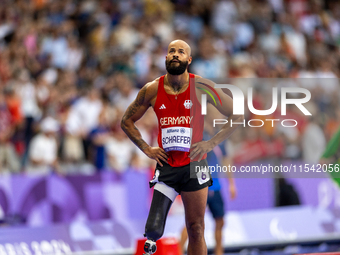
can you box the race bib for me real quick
[161,126,191,152]
[196,168,210,185]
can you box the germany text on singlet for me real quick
[153,73,205,167]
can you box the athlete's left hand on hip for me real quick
[189,141,214,162]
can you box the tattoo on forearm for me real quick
[121,85,149,152]
[121,124,149,152]
[132,137,149,151]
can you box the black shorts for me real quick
[149,159,213,194]
[207,190,225,219]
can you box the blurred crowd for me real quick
[0,0,339,175]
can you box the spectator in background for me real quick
[191,37,228,80]
[35,75,51,116]
[0,91,20,173]
[0,0,339,174]
[132,43,152,82]
[315,60,339,96]
[3,85,23,128]
[60,102,85,173]
[284,15,307,65]
[302,116,326,164]
[3,85,24,160]
[66,37,83,71]
[112,14,140,53]
[26,117,60,175]
[89,97,117,171]
[15,69,41,165]
[41,28,68,69]
[111,73,138,112]
[67,87,103,161]
[211,0,238,36]
[105,126,138,174]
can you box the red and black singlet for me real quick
[153,73,205,167]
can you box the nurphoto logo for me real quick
[199,83,312,128]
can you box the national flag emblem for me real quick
[184,100,192,109]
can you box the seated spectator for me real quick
[61,103,85,166]
[26,117,60,175]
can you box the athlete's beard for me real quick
[165,58,188,75]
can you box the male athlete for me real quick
[121,40,243,255]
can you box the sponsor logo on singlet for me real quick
[162,126,191,152]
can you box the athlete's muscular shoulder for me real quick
[141,77,160,107]
[121,78,159,123]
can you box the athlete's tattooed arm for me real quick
[121,86,150,151]
[121,83,168,166]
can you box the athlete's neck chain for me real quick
[165,75,188,100]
